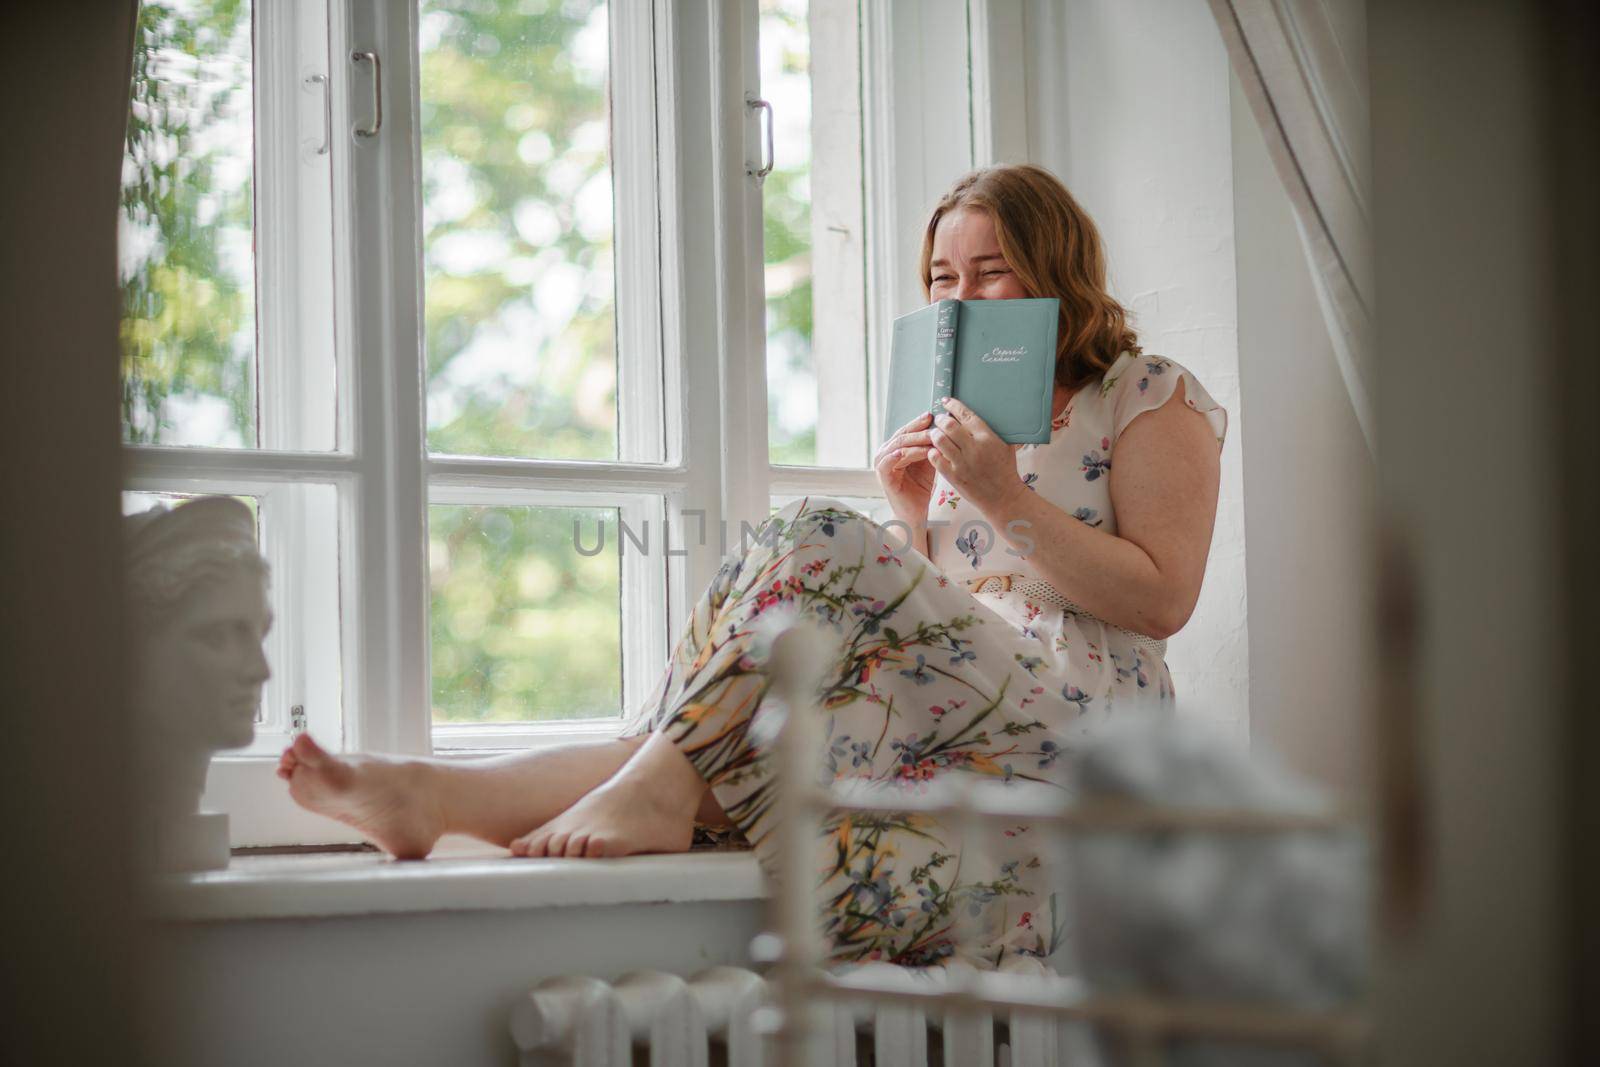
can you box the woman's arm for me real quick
[928,385,1220,639]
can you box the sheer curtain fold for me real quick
[1209,0,1376,453]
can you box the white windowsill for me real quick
[145,836,767,923]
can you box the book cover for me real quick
[882,297,1060,446]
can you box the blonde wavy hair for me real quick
[918,164,1139,390]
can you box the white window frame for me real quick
[124,0,981,846]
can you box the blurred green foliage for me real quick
[120,0,256,447]
[420,0,618,461]
[430,504,622,722]
[759,0,819,466]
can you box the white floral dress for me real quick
[926,348,1229,708]
[622,349,1228,969]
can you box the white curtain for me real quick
[1209,0,1376,453]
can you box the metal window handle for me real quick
[305,73,330,155]
[352,50,381,139]
[746,95,773,182]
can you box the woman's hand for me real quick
[873,411,937,524]
[925,396,1026,516]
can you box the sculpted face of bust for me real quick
[141,564,273,751]
[126,496,273,819]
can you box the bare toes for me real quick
[291,732,329,767]
[584,837,607,858]
[566,833,589,858]
[547,831,570,856]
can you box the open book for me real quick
[881,297,1060,445]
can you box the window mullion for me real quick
[860,1,975,450]
[334,0,432,755]
[712,0,771,539]
[255,0,338,454]
[613,1,666,466]
[656,0,729,638]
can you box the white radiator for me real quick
[509,961,1095,1067]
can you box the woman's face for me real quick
[928,207,1032,303]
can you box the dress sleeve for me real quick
[1107,354,1228,451]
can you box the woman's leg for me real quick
[280,496,822,861]
[507,728,717,858]
[509,496,849,859]
[276,731,697,858]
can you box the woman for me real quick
[279,163,1226,968]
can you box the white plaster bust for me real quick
[126,496,272,871]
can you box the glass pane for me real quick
[761,0,870,468]
[121,0,257,448]
[429,504,622,722]
[420,0,618,461]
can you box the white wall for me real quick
[1021,0,1250,735]
[150,898,766,1067]
[1229,75,1376,799]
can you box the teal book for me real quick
[882,297,1061,445]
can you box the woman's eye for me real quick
[983,269,1008,277]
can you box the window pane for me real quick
[121,0,257,449]
[429,504,622,722]
[761,0,870,468]
[420,0,618,461]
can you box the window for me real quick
[121,0,981,845]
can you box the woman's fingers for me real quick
[896,429,934,449]
[873,419,936,467]
[941,397,993,440]
[892,446,932,470]
[931,411,968,456]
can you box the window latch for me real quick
[352,51,382,139]
[746,95,773,184]
[305,73,331,156]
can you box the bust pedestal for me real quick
[152,811,231,873]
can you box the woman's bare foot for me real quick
[277,734,444,859]
[509,732,710,859]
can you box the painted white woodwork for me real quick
[860,0,975,450]
[806,0,870,469]
[612,0,668,467]
[147,845,764,922]
[967,0,1030,167]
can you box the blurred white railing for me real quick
[759,620,1370,1067]
[507,620,1369,1066]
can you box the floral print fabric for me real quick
[929,348,1227,705]
[620,349,1227,970]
